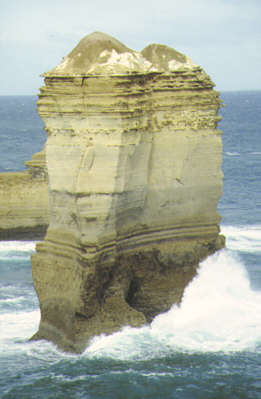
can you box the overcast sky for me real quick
[1,0,261,95]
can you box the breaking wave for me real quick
[1,229,261,362]
[86,249,261,359]
[221,225,261,253]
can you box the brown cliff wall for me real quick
[31,32,224,352]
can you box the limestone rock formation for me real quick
[0,151,48,240]
[31,32,224,352]
[24,147,47,180]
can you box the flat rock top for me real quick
[47,32,198,76]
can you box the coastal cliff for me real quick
[0,150,48,240]
[31,32,224,352]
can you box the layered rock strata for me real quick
[0,151,48,240]
[31,32,224,352]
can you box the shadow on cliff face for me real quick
[31,235,225,353]
[112,237,225,324]
[30,32,225,353]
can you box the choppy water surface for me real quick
[0,235,261,398]
[0,92,261,398]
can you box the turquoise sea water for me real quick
[0,92,261,398]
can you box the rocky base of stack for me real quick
[0,171,48,240]
[31,233,224,353]
[31,32,225,353]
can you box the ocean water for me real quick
[0,96,45,173]
[0,92,261,398]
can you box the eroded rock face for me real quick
[0,151,48,240]
[31,32,224,352]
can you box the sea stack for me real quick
[31,32,224,352]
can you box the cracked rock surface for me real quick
[31,32,224,352]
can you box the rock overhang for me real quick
[32,31,224,353]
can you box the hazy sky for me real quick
[1,0,261,94]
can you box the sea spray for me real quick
[221,225,261,253]
[0,234,261,362]
[0,240,37,261]
[1,89,260,399]
[86,249,261,359]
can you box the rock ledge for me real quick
[31,32,224,352]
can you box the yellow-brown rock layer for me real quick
[0,169,48,240]
[31,32,225,352]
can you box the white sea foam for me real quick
[1,296,25,304]
[0,308,64,363]
[0,240,37,260]
[85,250,261,359]
[221,225,261,253]
[1,236,261,362]
[224,151,240,156]
[0,310,40,352]
[0,241,37,252]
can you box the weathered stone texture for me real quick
[0,162,48,239]
[31,32,224,352]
